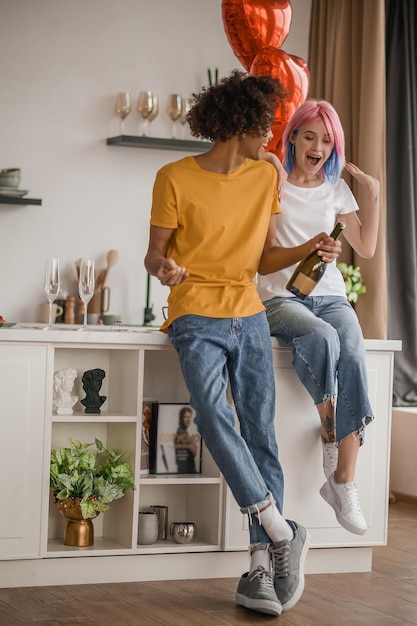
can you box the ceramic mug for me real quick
[39,302,64,324]
[138,511,159,545]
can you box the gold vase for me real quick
[57,498,97,547]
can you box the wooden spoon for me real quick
[98,249,119,288]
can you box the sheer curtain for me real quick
[308,0,387,339]
[386,0,417,405]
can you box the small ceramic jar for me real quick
[138,511,159,545]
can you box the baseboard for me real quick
[390,491,417,506]
[0,547,373,588]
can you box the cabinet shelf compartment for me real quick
[53,347,140,416]
[143,348,189,403]
[46,421,137,556]
[137,482,223,552]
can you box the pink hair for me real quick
[282,99,345,183]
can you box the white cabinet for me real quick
[0,328,401,586]
[0,344,47,559]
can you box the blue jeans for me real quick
[265,296,374,443]
[168,312,284,544]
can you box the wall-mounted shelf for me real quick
[0,195,42,206]
[106,135,212,153]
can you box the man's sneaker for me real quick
[235,566,282,616]
[320,472,368,535]
[322,441,338,478]
[270,521,310,612]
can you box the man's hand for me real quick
[313,233,342,263]
[157,258,189,286]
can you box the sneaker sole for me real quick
[281,528,311,612]
[235,592,282,616]
[319,483,367,535]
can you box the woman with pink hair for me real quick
[258,99,380,536]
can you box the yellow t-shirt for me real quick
[150,155,281,331]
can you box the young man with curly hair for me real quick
[145,70,339,616]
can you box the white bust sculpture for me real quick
[53,368,78,415]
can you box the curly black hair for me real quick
[186,70,284,142]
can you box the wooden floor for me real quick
[1,501,417,625]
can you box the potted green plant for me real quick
[337,262,367,304]
[50,437,135,546]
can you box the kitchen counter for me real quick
[0,325,401,587]
[0,322,401,352]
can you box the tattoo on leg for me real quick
[320,416,336,443]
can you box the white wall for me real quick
[0,0,311,326]
[390,408,417,499]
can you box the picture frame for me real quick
[149,403,202,475]
[141,398,158,475]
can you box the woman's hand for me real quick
[342,163,380,258]
[345,162,380,195]
[261,151,288,201]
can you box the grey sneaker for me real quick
[322,441,338,479]
[270,520,310,611]
[235,566,282,616]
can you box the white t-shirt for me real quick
[257,178,359,302]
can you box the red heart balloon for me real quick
[250,47,310,156]
[222,0,293,70]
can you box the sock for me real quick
[249,544,271,572]
[256,504,293,543]
[332,473,355,488]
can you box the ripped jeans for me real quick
[265,295,374,443]
[168,312,284,544]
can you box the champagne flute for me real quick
[137,91,155,136]
[78,259,95,331]
[44,258,60,330]
[179,97,191,139]
[115,92,131,135]
[167,94,182,139]
[146,95,159,137]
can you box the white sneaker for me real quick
[322,442,338,479]
[319,472,368,535]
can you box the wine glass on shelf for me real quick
[145,95,159,137]
[179,98,191,139]
[137,91,157,136]
[167,94,183,139]
[44,258,60,330]
[78,259,95,331]
[115,92,131,135]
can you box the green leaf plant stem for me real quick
[337,262,367,304]
[50,438,135,519]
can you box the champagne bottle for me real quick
[286,222,345,299]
